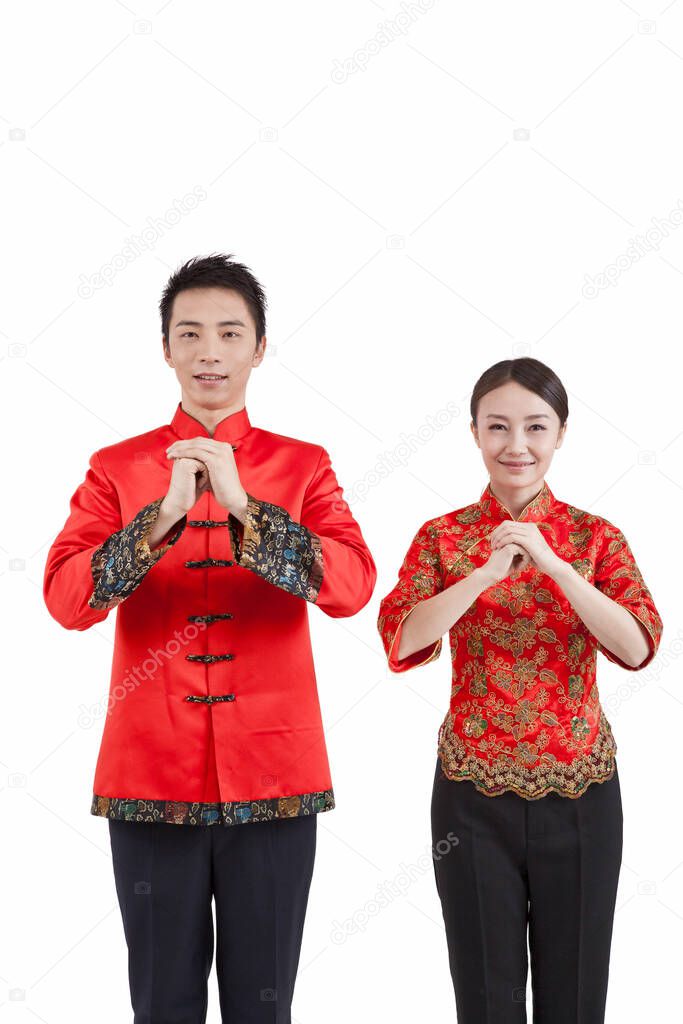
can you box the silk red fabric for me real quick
[378,480,662,799]
[44,403,376,807]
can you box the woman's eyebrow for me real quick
[485,413,551,420]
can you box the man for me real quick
[43,253,377,1023]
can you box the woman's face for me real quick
[470,380,565,491]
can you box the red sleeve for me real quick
[304,446,376,617]
[43,451,183,631]
[593,520,663,671]
[228,446,377,618]
[377,519,444,672]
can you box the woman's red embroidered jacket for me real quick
[43,403,377,826]
[377,481,663,800]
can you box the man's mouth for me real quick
[194,374,227,381]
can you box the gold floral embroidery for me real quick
[593,521,662,668]
[378,479,662,800]
[437,707,617,800]
[377,520,444,669]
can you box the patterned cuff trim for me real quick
[88,497,186,611]
[228,493,324,602]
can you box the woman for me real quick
[377,357,662,1024]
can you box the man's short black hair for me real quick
[160,253,267,352]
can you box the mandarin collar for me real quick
[479,479,555,523]
[169,402,252,448]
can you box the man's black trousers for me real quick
[430,757,623,1023]
[108,812,317,1024]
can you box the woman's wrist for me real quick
[547,556,572,584]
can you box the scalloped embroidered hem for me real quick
[435,756,616,800]
[91,789,335,826]
[437,707,618,800]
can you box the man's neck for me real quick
[178,396,247,438]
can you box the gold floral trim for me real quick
[479,480,554,523]
[599,604,660,671]
[385,604,442,671]
[437,707,617,800]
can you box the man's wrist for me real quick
[228,490,250,525]
[159,497,185,523]
[148,499,185,551]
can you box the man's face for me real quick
[163,286,265,408]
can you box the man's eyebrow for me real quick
[484,413,551,420]
[175,319,246,328]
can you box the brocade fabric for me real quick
[377,481,662,800]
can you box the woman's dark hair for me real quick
[160,253,267,352]
[470,357,568,428]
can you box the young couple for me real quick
[44,253,662,1024]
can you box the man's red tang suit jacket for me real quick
[43,403,376,827]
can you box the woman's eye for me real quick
[489,423,545,431]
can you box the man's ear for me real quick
[253,335,267,364]
[163,337,174,367]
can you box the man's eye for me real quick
[180,331,238,338]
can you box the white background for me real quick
[3,1,682,1021]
